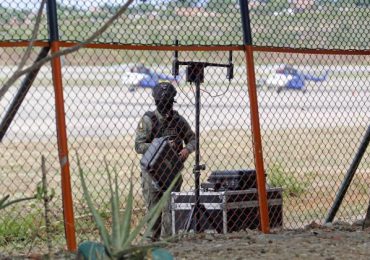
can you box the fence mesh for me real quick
[0,0,369,256]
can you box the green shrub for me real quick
[267,163,307,197]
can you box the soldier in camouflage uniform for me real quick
[135,82,196,241]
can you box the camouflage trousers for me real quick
[141,170,182,241]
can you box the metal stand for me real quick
[325,125,370,224]
[185,72,207,232]
[172,41,233,232]
[0,47,50,142]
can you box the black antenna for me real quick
[227,51,234,80]
[172,39,179,77]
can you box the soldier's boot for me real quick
[151,215,162,242]
[363,202,370,229]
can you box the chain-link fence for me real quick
[1,0,369,256]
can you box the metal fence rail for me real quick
[0,0,369,256]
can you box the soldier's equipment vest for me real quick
[144,111,185,152]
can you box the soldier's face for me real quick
[156,98,174,116]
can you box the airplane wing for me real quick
[304,70,330,82]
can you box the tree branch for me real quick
[17,0,47,72]
[0,0,134,100]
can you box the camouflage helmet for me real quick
[152,82,177,102]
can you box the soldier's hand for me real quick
[169,140,176,148]
[179,148,190,161]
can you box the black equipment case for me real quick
[171,188,283,234]
[140,137,183,189]
[201,169,257,191]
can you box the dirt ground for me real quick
[165,221,370,260]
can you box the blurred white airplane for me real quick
[121,64,180,92]
[259,64,329,93]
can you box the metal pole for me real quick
[239,0,253,46]
[194,77,201,232]
[0,47,49,142]
[326,125,370,223]
[239,0,270,233]
[46,0,77,251]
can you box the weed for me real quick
[0,210,42,245]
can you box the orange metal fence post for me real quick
[47,0,77,251]
[50,41,77,251]
[239,0,270,233]
[244,46,270,233]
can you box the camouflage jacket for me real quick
[135,110,196,155]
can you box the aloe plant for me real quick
[78,156,179,259]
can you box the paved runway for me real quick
[1,65,369,143]
[1,86,369,143]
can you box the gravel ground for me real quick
[1,222,369,259]
[165,222,370,260]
